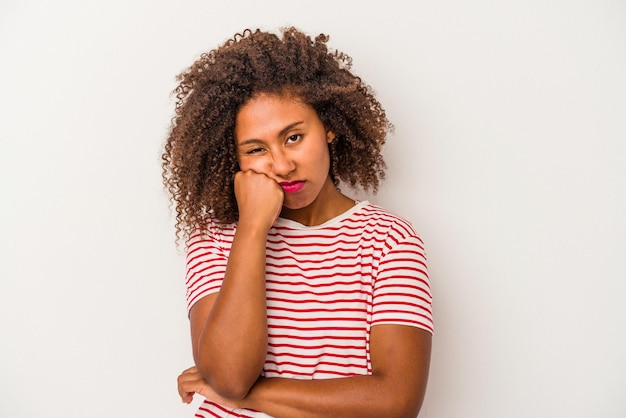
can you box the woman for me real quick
[162,27,433,418]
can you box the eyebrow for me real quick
[237,121,305,146]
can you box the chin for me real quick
[282,197,312,211]
[282,203,306,211]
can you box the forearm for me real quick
[235,326,431,417]
[240,374,425,418]
[194,223,269,397]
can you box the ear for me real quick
[326,129,336,144]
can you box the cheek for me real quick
[315,144,331,168]
[237,157,266,173]
[236,156,247,170]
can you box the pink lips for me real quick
[279,180,305,194]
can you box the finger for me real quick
[178,370,203,386]
[178,377,200,403]
[178,382,193,402]
[178,379,204,402]
[178,366,202,402]
[181,365,198,374]
[180,391,194,404]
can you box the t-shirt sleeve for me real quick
[184,229,228,312]
[371,233,434,334]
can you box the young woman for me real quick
[162,27,433,418]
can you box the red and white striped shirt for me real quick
[185,201,433,418]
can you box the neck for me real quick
[280,177,355,226]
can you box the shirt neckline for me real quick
[273,200,370,230]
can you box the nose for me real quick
[270,149,295,178]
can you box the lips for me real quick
[279,180,305,194]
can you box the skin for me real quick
[178,93,432,417]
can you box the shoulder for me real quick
[186,218,237,255]
[356,203,422,243]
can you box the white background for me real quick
[1,1,624,417]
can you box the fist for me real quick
[234,170,284,229]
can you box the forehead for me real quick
[235,94,318,139]
[237,93,311,122]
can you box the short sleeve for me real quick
[371,234,433,334]
[185,228,228,312]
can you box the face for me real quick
[234,93,334,211]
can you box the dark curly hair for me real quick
[162,26,392,243]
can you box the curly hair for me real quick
[162,26,392,243]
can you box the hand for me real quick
[177,366,240,408]
[177,366,211,404]
[234,170,284,230]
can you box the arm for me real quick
[189,170,283,399]
[240,324,432,418]
[179,324,431,417]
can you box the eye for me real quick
[286,134,301,144]
[245,147,265,155]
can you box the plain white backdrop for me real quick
[1,1,624,417]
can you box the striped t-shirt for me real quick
[185,201,433,418]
